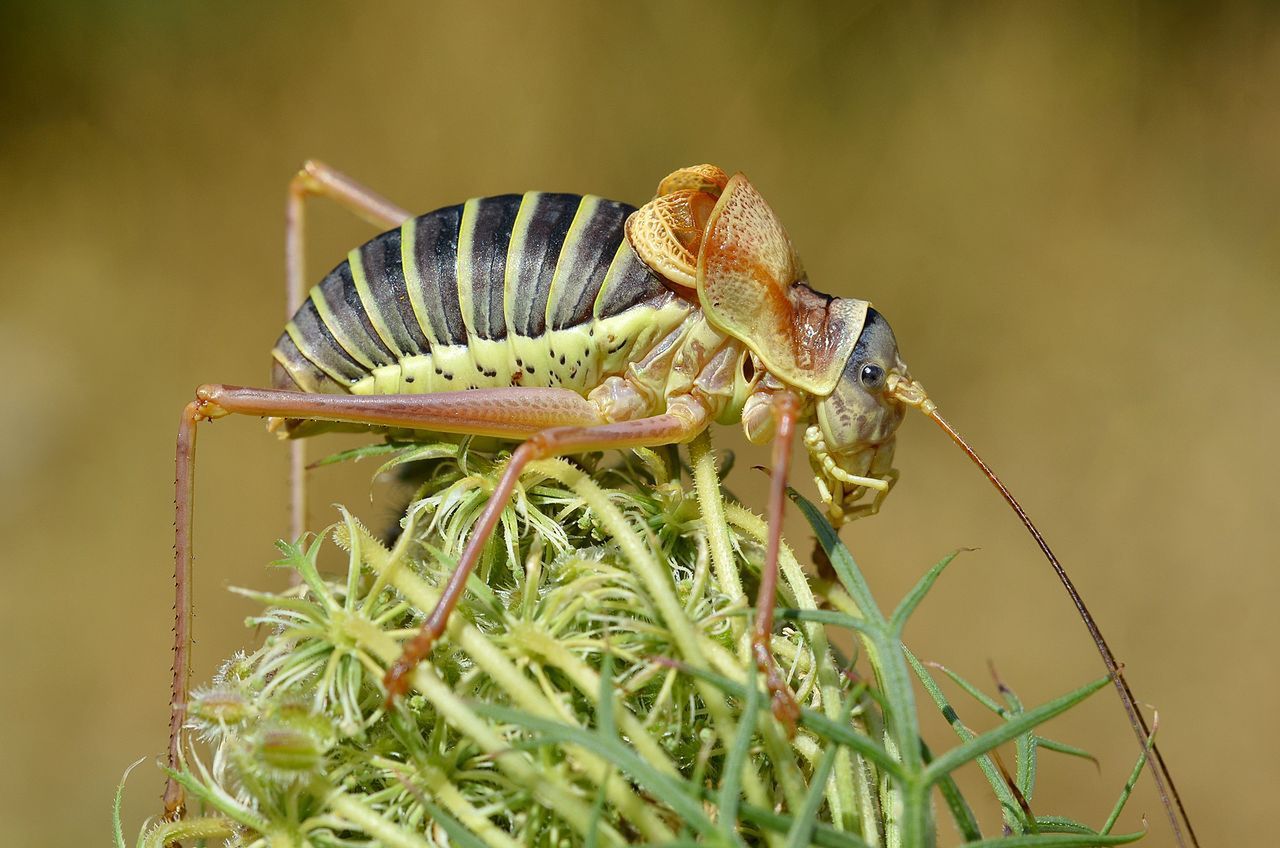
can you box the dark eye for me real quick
[859,363,886,390]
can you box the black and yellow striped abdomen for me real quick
[271,192,696,399]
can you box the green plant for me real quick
[123,433,1149,847]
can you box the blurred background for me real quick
[2,2,1276,845]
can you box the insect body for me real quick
[272,193,687,400]
[163,162,1195,846]
[266,185,897,508]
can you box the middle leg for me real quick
[382,401,711,699]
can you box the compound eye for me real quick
[859,363,886,391]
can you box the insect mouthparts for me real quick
[887,374,934,414]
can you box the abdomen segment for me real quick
[271,191,693,399]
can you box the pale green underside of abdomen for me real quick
[347,295,695,399]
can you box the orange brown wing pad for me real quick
[626,165,866,396]
[625,164,729,289]
[656,163,731,196]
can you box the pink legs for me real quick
[164,164,413,818]
[283,162,411,540]
[165,402,200,817]
[753,393,802,727]
[163,383,701,816]
[379,391,805,727]
[163,161,815,821]
[382,407,709,698]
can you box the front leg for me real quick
[752,392,803,730]
[837,468,899,523]
[803,425,897,527]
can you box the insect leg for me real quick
[165,401,200,818]
[164,385,606,818]
[753,392,803,729]
[284,161,412,541]
[286,159,411,309]
[382,402,711,700]
[837,469,900,524]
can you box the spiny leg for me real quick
[382,403,711,700]
[164,403,200,818]
[752,392,803,729]
[284,161,412,541]
[163,385,607,818]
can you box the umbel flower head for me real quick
[126,437,1144,848]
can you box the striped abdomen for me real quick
[271,192,695,399]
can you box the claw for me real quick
[161,781,185,822]
[382,632,436,708]
[753,637,801,736]
[768,680,801,735]
[382,661,412,709]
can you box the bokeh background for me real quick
[2,2,1276,845]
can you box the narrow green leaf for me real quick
[663,660,904,780]
[138,817,236,848]
[999,676,1026,713]
[786,691,858,848]
[790,489,925,777]
[989,672,1037,802]
[922,741,982,841]
[717,663,759,846]
[927,661,1009,718]
[585,776,609,848]
[1034,816,1095,834]
[923,674,1110,787]
[788,490,887,629]
[112,758,144,848]
[421,802,491,848]
[805,699,906,779]
[272,534,331,602]
[311,441,410,467]
[1017,730,1038,804]
[1035,737,1099,767]
[959,832,1142,847]
[775,607,874,635]
[1102,720,1154,834]
[596,651,617,740]
[889,550,961,636]
[907,648,1031,832]
[376,443,460,474]
[733,800,876,848]
[588,653,617,848]
[162,767,270,831]
[923,660,1059,803]
[472,702,721,840]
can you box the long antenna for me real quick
[891,378,1197,847]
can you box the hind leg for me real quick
[283,161,412,540]
[163,384,606,818]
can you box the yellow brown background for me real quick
[1,3,1276,845]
